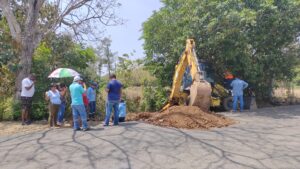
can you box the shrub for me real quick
[31,101,48,120]
[0,97,14,120]
[142,85,168,112]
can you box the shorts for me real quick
[21,96,33,111]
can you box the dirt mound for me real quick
[127,106,235,129]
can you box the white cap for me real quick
[73,75,82,82]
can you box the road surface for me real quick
[0,105,300,169]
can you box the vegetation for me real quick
[0,0,121,97]
[142,0,300,101]
[1,1,300,120]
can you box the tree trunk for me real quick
[15,37,37,98]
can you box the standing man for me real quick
[87,82,97,120]
[69,76,89,131]
[104,74,122,126]
[230,75,248,112]
[20,74,36,125]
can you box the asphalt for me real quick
[0,105,300,169]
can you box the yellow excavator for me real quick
[162,39,253,112]
[162,39,212,111]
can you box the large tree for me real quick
[142,0,300,99]
[0,0,120,97]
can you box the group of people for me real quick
[20,73,125,131]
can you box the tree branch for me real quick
[0,0,21,42]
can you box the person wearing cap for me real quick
[104,74,123,126]
[224,70,234,89]
[20,74,36,125]
[87,82,97,120]
[45,83,61,128]
[69,76,89,131]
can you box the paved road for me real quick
[1,105,300,169]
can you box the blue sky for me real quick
[104,0,162,60]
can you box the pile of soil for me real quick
[127,106,235,129]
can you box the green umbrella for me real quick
[48,68,80,78]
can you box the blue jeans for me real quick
[233,95,244,112]
[72,105,88,129]
[89,101,96,117]
[104,100,119,125]
[57,102,66,123]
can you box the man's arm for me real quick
[45,91,50,101]
[25,80,35,90]
[243,81,249,89]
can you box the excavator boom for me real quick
[162,39,211,111]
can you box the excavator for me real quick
[162,39,212,111]
[162,39,249,112]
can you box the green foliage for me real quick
[0,19,18,69]
[293,67,300,86]
[31,101,48,120]
[0,97,21,121]
[0,97,14,120]
[141,80,168,112]
[116,57,156,87]
[0,31,99,121]
[143,0,300,100]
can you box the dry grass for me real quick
[273,87,300,98]
[0,121,48,136]
[123,87,143,100]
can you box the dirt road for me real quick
[0,105,300,169]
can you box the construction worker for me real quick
[230,75,248,112]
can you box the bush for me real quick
[142,85,168,112]
[12,100,21,120]
[31,101,48,120]
[0,97,22,121]
[0,97,14,120]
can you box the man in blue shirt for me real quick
[87,82,97,120]
[230,75,248,112]
[69,76,89,131]
[104,74,122,126]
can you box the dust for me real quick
[127,106,235,129]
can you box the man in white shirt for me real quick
[21,74,36,125]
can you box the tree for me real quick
[96,37,117,76]
[142,0,300,99]
[0,0,121,97]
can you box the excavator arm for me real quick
[162,39,212,111]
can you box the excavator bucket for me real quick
[189,81,212,111]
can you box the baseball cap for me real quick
[73,75,82,82]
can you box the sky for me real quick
[104,0,163,60]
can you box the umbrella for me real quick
[48,68,80,78]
